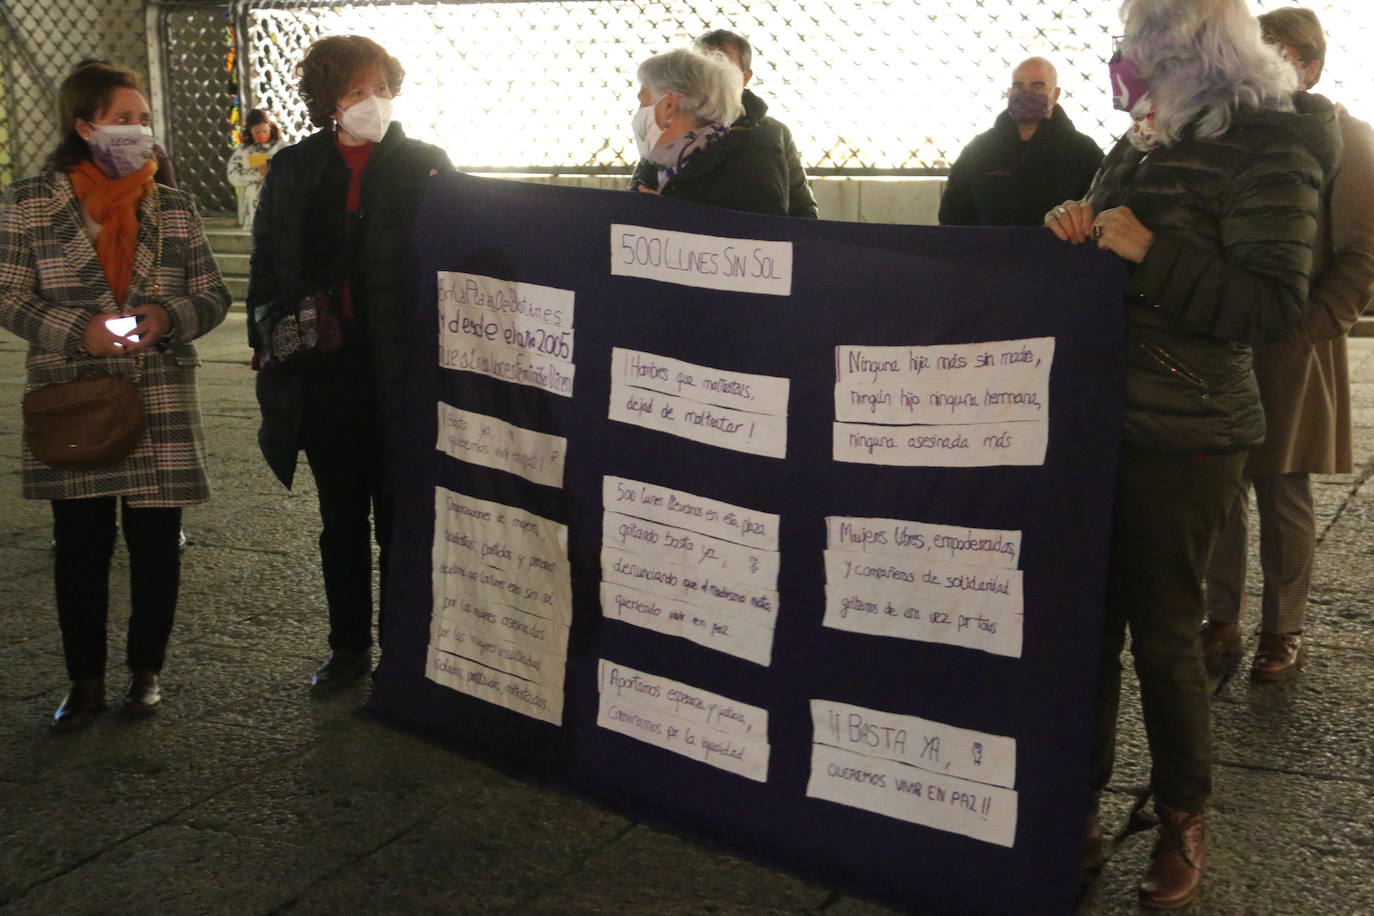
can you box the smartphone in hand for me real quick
[106,315,140,343]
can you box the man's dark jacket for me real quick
[739,88,817,218]
[1088,95,1341,453]
[247,122,452,487]
[939,105,1103,226]
[632,120,791,216]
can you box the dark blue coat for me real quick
[248,122,451,487]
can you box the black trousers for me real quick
[302,423,393,653]
[51,497,182,681]
[1090,444,1247,813]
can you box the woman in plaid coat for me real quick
[0,63,230,731]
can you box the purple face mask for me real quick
[1007,89,1050,125]
[1108,51,1149,111]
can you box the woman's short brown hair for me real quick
[296,35,405,129]
[46,62,142,172]
[1258,7,1326,65]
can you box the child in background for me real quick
[226,109,286,227]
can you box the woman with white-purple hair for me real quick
[627,47,790,215]
[1045,0,1339,907]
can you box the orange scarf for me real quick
[67,159,157,307]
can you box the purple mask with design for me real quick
[1108,51,1149,111]
[1007,89,1050,125]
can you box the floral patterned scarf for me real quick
[646,122,732,189]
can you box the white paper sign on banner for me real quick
[806,743,1018,848]
[826,516,1021,570]
[600,581,775,666]
[427,647,563,725]
[835,338,1054,385]
[603,476,780,551]
[437,272,577,397]
[429,488,571,723]
[610,377,788,459]
[613,347,790,415]
[597,660,771,781]
[822,585,1024,658]
[833,420,1048,467]
[610,224,793,296]
[437,404,566,488]
[811,699,1017,789]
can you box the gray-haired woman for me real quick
[1044,0,1339,907]
[629,48,790,215]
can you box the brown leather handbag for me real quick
[22,367,145,469]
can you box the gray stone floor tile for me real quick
[0,721,305,904]
[523,822,835,914]
[284,778,631,914]
[171,721,490,855]
[3,825,344,915]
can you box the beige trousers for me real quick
[1205,472,1313,634]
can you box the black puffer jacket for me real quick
[1090,97,1341,453]
[738,89,817,218]
[248,122,452,486]
[940,106,1103,227]
[631,121,790,216]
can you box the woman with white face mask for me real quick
[628,48,791,215]
[248,36,452,690]
[0,62,230,730]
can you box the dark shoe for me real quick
[311,650,370,689]
[1251,631,1303,681]
[1138,807,1205,910]
[1200,620,1243,677]
[123,670,162,714]
[51,679,106,732]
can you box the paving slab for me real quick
[1210,646,1374,780]
[520,819,836,915]
[284,778,633,914]
[0,720,306,905]
[3,825,343,915]
[170,720,490,856]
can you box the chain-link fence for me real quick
[156,3,240,214]
[232,0,1373,180]
[4,2,1373,215]
[0,0,147,189]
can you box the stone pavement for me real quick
[1,316,1371,915]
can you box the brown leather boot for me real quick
[1199,620,1242,677]
[1251,631,1303,681]
[1138,807,1205,910]
[51,678,106,732]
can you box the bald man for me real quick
[939,57,1103,226]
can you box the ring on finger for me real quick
[1092,224,1104,239]
[1054,206,1067,217]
